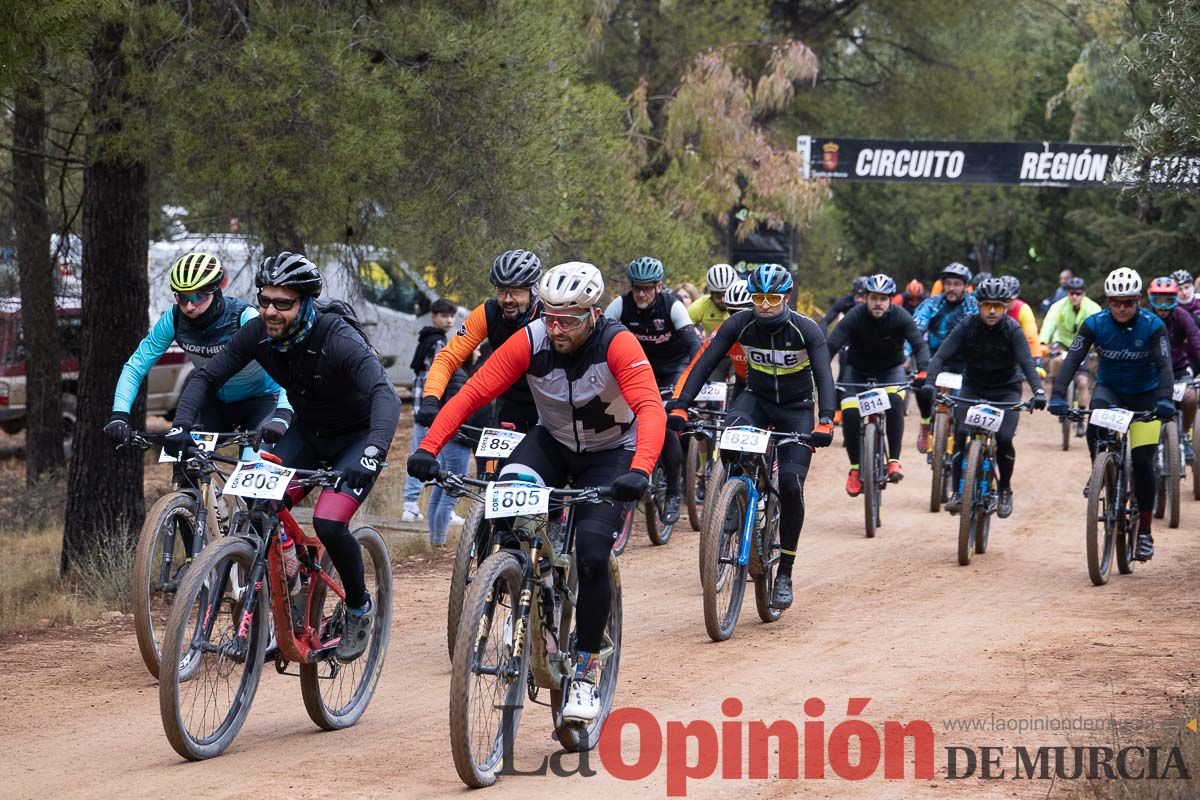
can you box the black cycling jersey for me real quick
[677,309,836,419]
[174,313,401,454]
[825,303,930,375]
[928,315,1044,393]
[605,289,700,365]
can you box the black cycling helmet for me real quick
[941,262,972,284]
[1065,276,1086,291]
[851,275,869,295]
[256,251,323,297]
[490,249,542,288]
[974,276,1012,302]
[863,273,896,295]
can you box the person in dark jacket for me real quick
[403,298,457,521]
[166,251,400,662]
[826,273,930,493]
[927,277,1046,520]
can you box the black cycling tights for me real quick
[841,395,905,466]
[661,429,683,494]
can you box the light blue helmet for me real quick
[864,273,896,295]
[627,256,664,283]
[746,263,794,294]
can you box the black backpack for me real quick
[313,298,371,347]
[286,300,378,397]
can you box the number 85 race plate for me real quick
[223,460,297,500]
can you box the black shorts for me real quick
[271,423,381,501]
[724,391,814,481]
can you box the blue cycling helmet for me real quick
[627,256,664,283]
[746,263,794,294]
[863,273,896,295]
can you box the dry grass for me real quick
[0,528,107,634]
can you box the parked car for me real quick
[0,297,190,447]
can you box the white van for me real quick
[148,235,462,388]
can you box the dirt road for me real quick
[4,410,1198,799]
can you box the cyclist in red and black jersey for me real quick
[409,262,665,724]
[603,256,700,523]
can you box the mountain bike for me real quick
[1153,404,1182,530]
[446,424,522,663]
[641,388,682,546]
[158,449,392,760]
[1052,348,1095,450]
[926,372,960,513]
[127,430,251,679]
[837,380,910,538]
[435,472,621,788]
[699,425,809,642]
[942,395,1033,566]
[1065,407,1157,586]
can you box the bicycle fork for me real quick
[731,476,759,567]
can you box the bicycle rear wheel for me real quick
[929,412,949,512]
[300,526,393,730]
[957,440,982,566]
[684,437,703,532]
[645,465,673,546]
[612,502,633,556]
[863,421,880,538]
[1116,441,1138,575]
[133,491,205,679]
[701,479,749,641]
[551,553,622,752]
[449,552,530,788]
[447,498,489,661]
[159,536,267,760]
[752,489,782,623]
[1086,451,1118,585]
[1163,421,1181,529]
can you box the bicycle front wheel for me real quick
[447,498,489,662]
[159,536,267,760]
[1086,451,1118,585]
[1163,421,1181,529]
[701,478,749,641]
[133,491,206,679]
[300,526,393,730]
[863,421,879,538]
[957,440,982,566]
[929,412,949,512]
[684,437,703,532]
[449,551,531,788]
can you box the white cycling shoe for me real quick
[562,677,600,723]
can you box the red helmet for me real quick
[905,279,925,297]
[1148,276,1178,310]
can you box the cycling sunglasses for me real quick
[630,282,659,294]
[257,292,300,312]
[543,310,591,331]
[979,301,1007,313]
[750,292,787,308]
[1107,297,1138,310]
[174,290,213,306]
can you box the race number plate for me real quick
[696,382,727,403]
[223,460,297,500]
[964,404,1004,433]
[720,426,770,454]
[485,481,550,519]
[1173,382,1187,402]
[855,388,889,416]
[475,427,526,458]
[1090,407,1134,434]
[159,431,219,463]
[936,372,963,390]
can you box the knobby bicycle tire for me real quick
[929,412,950,513]
[1116,441,1137,576]
[863,421,879,538]
[1086,451,1118,586]
[752,488,783,624]
[957,441,983,566]
[684,437,703,532]
[701,479,749,642]
[1164,421,1181,529]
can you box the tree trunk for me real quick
[12,75,65,484]
[61,19,150,572]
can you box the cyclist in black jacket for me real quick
[167,251,401,662]
[819,275,868,331]
[668,263,836,610]
[826,273,930,494]
[926,277,1046,519]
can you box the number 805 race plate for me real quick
[485,481,550,519]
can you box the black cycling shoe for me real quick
[771,574,793,609]
[945,492,962,515]
[996,487,1013,519]
[336,599,374,662]
[1135,531,1154,562]
[663,493,682,524]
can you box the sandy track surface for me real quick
[4,410,1198,799]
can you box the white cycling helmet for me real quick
[1104,267,1142,298]
[705,263,738,293]
[724,279,752,309]
[539,262,605,310]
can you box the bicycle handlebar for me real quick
[128,430,255,451]
[835,381,912,390]
[1062,408,1157,423]
[433,471,615,502]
